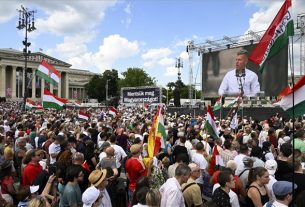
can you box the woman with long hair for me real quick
[246,167,270,207]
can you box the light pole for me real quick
[17,5,36,110]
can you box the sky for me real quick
[0,0,305,88]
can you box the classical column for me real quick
[50,83,53,93]
[22,68,25,97]
[58,77,61,98]
[0,65,6,97]
[65,73,69,99]
[41,79,45,98]
[31,68,36,99]
[11,66,17,98]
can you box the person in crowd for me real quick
[172,131,189,162]
[132,186,149,207]
[191,142,208,192]
[125,144,149,203]
[263,181,296,207]
[246,167,271,207]
[146,188,161,207]
[160,163,191,207]
[88,169,112,207]
[168,153,189,178]
[212,170,236,207]
[234,144,249,176]
[22,149,43,186]
[82,186,103,207]
[275,143,292,181]
[250,146,264,168]
[109,134,127,176]
[264,159,278,201]
[59,165,84,207]
[182,163,203,207]
[48,135,64,165]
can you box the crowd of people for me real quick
[0,101,305,207]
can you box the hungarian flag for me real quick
[274,75,305,117]
[225,96,241,108]
[78,111,90,121]
[74,101,82,107]
[25,98,36,110]
[43,89,68,110]
[204,105,219,139]
[147,106,167,157]
[36,60,61,85]
[249,0,294,72]
[35,106,44,114]
[213,96,222,111]
[209,145,225,176]
[108,106,118,117]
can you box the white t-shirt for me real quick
[192,153,208,184]
[111,144,127,168]
[48,143,61,164]
[234,154,246,176]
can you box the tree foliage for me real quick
[85,69,119,102]
[119,68,156,89]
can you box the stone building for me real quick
[0,48,96,101]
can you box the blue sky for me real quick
[0,0,304,88]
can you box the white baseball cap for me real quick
[265,159,278,175]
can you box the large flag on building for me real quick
[274,75,305,117]
[25,98,36,110]
[213,96,222,111]
[36,60,61,85]
[42,89,67,110]
[147,106,167,158]
[249,0,294,72]
[204,105,219,139]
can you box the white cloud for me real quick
[121,2,132,28]
[0,2,20,23]
[46,34,140,74]
[165,66,178,76]
[159,57,175,66]
[92,34,140,71]
[141,48,172,69]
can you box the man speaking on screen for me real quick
[218,49,260,97]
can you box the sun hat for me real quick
[88,169,107,187]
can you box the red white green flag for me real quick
[249,0,294,72]
[147,106,167,158]
[204,105,219,139]
[274,75,305,117]
[78,111,90,121]
[36,60,61,85]
[43,89,68,110]
[213,96,222,111]
[25,98,36,110]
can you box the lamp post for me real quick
[17,5,36,110]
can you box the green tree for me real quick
[85,75,104,102]
[119,68,156,89]
[85,69,120,102]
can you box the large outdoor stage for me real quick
[167,107,291,121]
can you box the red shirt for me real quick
[125,157,147,191]
[22,162,42,186]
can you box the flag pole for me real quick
[289,34,296,201]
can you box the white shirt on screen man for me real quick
[218,68,260,97]
[218,49,260,97]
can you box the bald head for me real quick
[105,147,115,157]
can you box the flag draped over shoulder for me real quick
[213,96,222,111]
[249,0,294,72]
[204,105,219,139]
[274,75,305,117]
[43,89,67,110]
[36,60,61,85]
[147,106,167,158]
[25,98,36,110]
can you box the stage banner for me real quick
[121,86,161,104]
